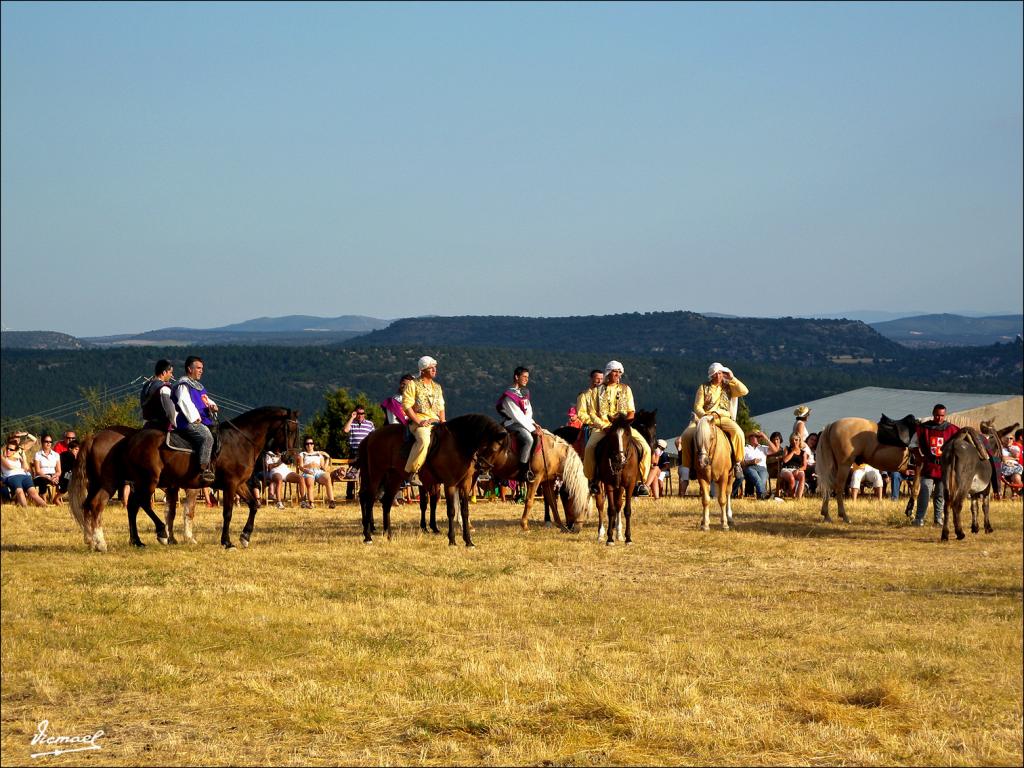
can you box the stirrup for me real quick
[408,472,423,486]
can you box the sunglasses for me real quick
[42,440,53,444]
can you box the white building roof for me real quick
[751,386,1016,439]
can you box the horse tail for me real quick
[816,422,836,498]
[69,434,93,535]
[558,436,590,525]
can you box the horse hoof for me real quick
[157,537,169,546]
[131,540,145,548]
[940,531,949,541]
[956,531,966,541]
[606,540,615,547]
[167,536,178,545]
[700,525,709,532]
[223,542,236,550]
[430,527,441,534]
[240,537,250,549]
[971,525,979,534]
[985,527,993,534]
[544,521,552,528]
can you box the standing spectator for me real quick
[912,403,959,526]
[380,374,414,426]
[54,429,77,455]
[791,406,811,444]
[343,406,375,500]
[645,439,670,499]
[32,434,62,504]
[674,436,690,497]
[740,431,771,500]
[3,437,47,507]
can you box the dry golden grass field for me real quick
[1,492,1022,766]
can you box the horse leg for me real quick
[953,496,966,540]
[700,479,711,531]
[429,488,440,533]
[970,495,980,534]
[983,492,993,534]
[606,487,619,546]
[240,490,259,549]
[220,491,236,549]
[140,489,169,545]
[183,489,198,544]
[84,488,111,552]
[126,492,145,547]
[623,492,632,545]
[165,488,178,544]
[545,481,567,532]
[595,488,606,541]
[833,466,853,523]
[360,481,375,544]
[382,491,394,540]
[460,486,475,548]
[445,485,458,546]
[419,489,428,532]
[720,479,729,531]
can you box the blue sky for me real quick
[2,1,1021,336]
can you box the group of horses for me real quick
[66,403,1013,553]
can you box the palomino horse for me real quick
[815,417,918,523]
[487,429,590,532]
[691,414,735,531]
[79,407,298,549]
[69,425,202,551]
[357,414,508,546]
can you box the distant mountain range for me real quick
[1,312,1021,352]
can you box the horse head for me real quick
[607,414,633,475]
[695,414,716,468]
[634,408,657,448]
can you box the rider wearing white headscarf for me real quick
[678,362,749,472]
[582,360,652,492]
[402,355,446,483]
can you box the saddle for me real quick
[164,431,193,453]
[505,427,547,457]
[877,413,917,448]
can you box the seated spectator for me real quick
[740,431,771,500]
[778,434,808,499]
[299,438,336,509]
[56,440,80,502]
[804,432,819,495]
[849,462,883,501]
[1001,445,1022,498]
[32,434,62,504]
[54,429,77,455]
[3,437,47,507]
[265,451,303,508]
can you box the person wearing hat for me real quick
[792,405,811,446]
[678,362,749,474]
[582,360,652,495]
[402,355,446,485]
[139,359,178,432]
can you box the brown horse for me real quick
[815,417,918,523]
[78,407,298,549]
[69,426,202,551]
[593,415,643,545]
[691,415,735,531]
[487,429,590,532]
[357,414,508,546]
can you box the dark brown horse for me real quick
[78,407,298,549]
[356,414,508,546]
[594,414,646,545]
[69,425,201,551]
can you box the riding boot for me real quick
[408,472,423,486]
[518,462,534,483]
[200,464,216,484]
[589,480,600,495]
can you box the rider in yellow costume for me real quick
[402,355,446,483]
[678,362,748,470]
[582,360,652,494]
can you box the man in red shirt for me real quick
[912,403,960,526]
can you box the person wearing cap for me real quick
[582,361,652,495]
[566,407,583,430]
[678,362,749,473]
[792,405,811,445]
[402,355,446,484]
[140,359,178,432]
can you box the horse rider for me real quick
[678,362,748,474]
[139,359,178,432]
[174,355,219,483]
[582,360,652,496]
[381,374,415,425]
[497,366,543,482]
[575,368,604,445]
[402,355,446,486]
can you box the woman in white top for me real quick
[299,438,336,509]
[3,437,48,507]
[791,406,811,446]
[32,434,62,503]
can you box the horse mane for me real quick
[224,405,295,428]
[443,414,507,457]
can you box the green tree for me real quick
[735,398,760,435]
[307,388,385,459]
[75,387,142,435]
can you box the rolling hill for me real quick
[869,314,1023,347]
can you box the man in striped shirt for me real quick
[343,406,375,500]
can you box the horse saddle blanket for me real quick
[506,428,548,457]
[877,414,917,448]
[164,431,193,453]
